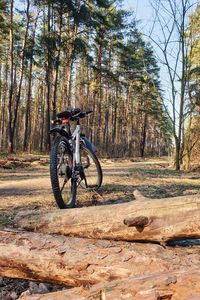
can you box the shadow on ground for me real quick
[101,183,200,199]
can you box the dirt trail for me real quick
[0,157,200,215]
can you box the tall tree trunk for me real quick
[176,14,187,170]
[40,85,45,153]
[12,0,30,150]
[8,0,14,153]
[23,13,38,152]
[0,60,8,150]
[103,47,111,153]
[45,3,52,152]
[112,87,118,146]
[97,43,103,145]
[52,1,63,120]
[63,1,79,108]
[0,63,2,111]
[140,112,148,157]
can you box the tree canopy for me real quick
[0,0,172,157]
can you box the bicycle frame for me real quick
[50,122,97,157]
[50,108,102,208]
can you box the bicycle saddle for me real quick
[57,108,81,119]
[57,108,92,120]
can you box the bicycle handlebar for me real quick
[70,109,93,120]
[86,110,93,115]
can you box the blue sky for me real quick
[123,0,152,22]
[122,0,178,119]
[122,0,199,129]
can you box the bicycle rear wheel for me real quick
[50,136,76,209]
[80,144,102,190]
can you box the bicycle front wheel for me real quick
[50,136,76,209]
[80,144,102,190]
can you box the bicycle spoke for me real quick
[79,145,102,190]
[83,177,88,188]
[57,153,64,170]
[60,178,67,192]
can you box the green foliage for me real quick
[0,0,9,57]
[0,0,8,34]
[187,4,200,100]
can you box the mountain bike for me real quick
[50,108,103,209]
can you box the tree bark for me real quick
[23,13,38,152]
[52,1,63,120]
[63,5,79,108]
[8,0,14,153]
[45,3,52,152]
[0,229,184,286]
[0,59,8,150]
[176,1,187,171]
[12,0,30,147]
[15,192,200,245]
[140,112,148,157]
[19,269,200,300]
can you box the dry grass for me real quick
[0,157,200,228]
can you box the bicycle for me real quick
[50,108,103,209]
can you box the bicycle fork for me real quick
[70,125,83,182]
[71,124,81,166]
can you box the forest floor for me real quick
[0,155,200,299]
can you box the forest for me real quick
[0,0,199,169]
[1,1,200,299]
[0,0,175,159]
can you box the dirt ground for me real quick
[1,156,200,228]
[0,156,200,299]
[0,156,200,218]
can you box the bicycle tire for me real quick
[80,144,103,190]
[50,135,77,209]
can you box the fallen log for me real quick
[0,230,199,286]
[0,229,167,286]
[19,269,200,300]
[15,192,200,245]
